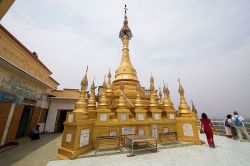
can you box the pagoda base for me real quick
[57,112,95,159]
[176,116,202,145]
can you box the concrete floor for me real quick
[1,133,250,166]
[0,133,61,166]
[48,134,250,166]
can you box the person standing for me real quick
[200,113,215,148]
[232,111,250,142]
[224,114,238,139]
[224,114,233,138]
[30,124,40,140]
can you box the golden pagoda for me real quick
[57,5,201,159]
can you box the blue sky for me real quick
[1,0,250,119]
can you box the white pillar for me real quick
[1,103,16,145]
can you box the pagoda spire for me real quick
[159,87,163,107]
[115,4,138,81]
[106,68,113,95]
[191,100,198,117]
[178,78,191,116]
[149,74,158,108]
[163,82,175,111]
[74,67,88,118]
[88,78,96,109]
[135,85,144,109]
[108,68,112,84]
[150,73,155,91]
[98,76,108,109]
[80,66,88,91]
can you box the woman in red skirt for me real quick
[200,113,215,148]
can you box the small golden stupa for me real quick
[57,5,201,159]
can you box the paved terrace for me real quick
[0,132,250,166]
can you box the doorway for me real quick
[54,110,72,132]
[16,105,33,138]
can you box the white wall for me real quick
[45,98,77,132]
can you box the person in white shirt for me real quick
[232,111,250,142]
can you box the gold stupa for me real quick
[57,5,201,159]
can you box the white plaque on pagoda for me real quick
[138,128,144,136]
[120,113,126,121]
[183,123,194,136]
[152,124,158,138]
[122,127,135,135]
[80,129,90,147]
[66,132,72,143]
[154,114,160,120]
[169,113,175,120]
[110,130,116,136]
[138,114,144,121]
[100,114,107,121]
[163,127,169,133]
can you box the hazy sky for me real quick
[1,0,250,119]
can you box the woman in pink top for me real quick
[200,113,215,148]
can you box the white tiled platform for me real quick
[47,134,250,166]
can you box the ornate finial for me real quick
[191,100,198,116]
[150,73,155,91]
[150,73,154,82]
[165,82,170,95]
[124,4,128,16]
[163,81,167,93]
[90,78,96,97]
[91,77,95,89]
[98,76,109,108]
[191,100,195,109]
[108,67,111,78]
[178,78,184,95]
[81,66,88,91]
[102,75,107,89]
[88,77,96,109]
[159,87,162,97]
[119,4,133,40]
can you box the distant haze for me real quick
[2,0,250,119]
